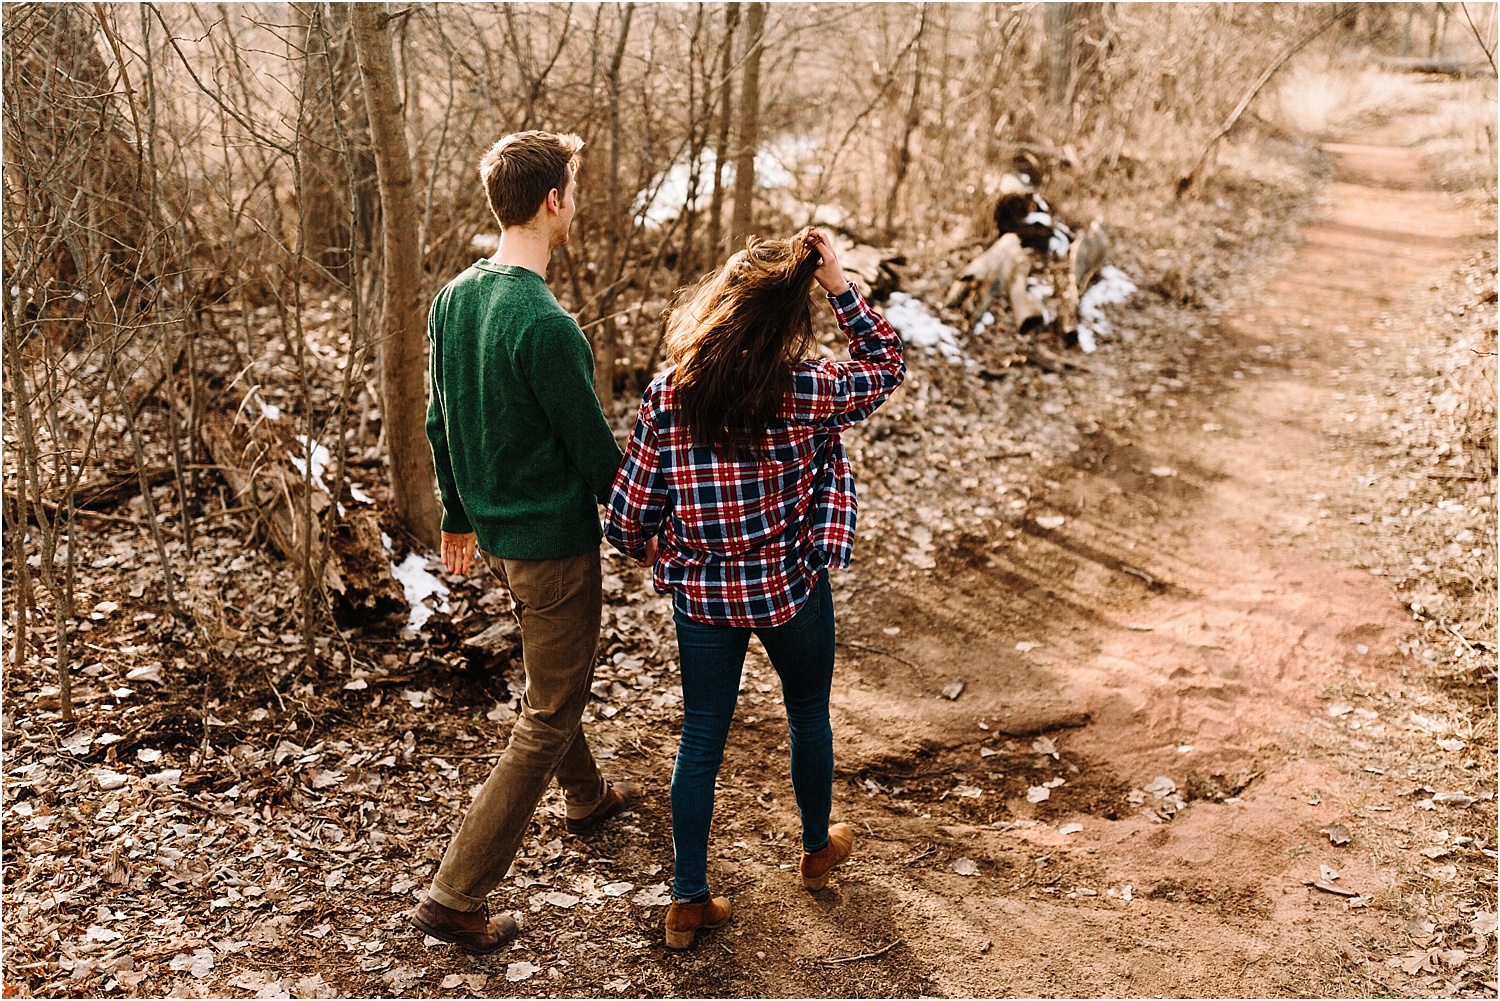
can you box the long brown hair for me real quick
[663,236,821,454]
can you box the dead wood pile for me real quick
[198,409,405,628]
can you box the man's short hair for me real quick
[479,131,584,229]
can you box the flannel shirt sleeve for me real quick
[604,392,668,562]
[789,283,906,432]
[425,292,473,535]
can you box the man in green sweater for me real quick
[411,131,639,953]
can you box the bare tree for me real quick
[730,1,766,247]
[351,2,443,549]
[706,3,742,259]
[883,4,929,241]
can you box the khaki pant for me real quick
[427,548,609,911]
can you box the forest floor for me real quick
[3,84,1496,998]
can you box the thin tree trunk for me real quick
[595,2,635,409]
[706,3,740,260]
[730,1,765,247]
[351,2,443,549]
[883,4,927,242]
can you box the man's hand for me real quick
[442,531,477,576]
[803,228,849,295]
[640,536,659,568]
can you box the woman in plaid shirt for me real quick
[605,229,904,948]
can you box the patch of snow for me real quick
[348,483,374,505]
[1048,229,1071,257]
[1076,265,1137,354]
[883,292,963,362]
[636,134,815,226]
[288,436,332,494]
[1023,211,1052,227]
[391,551,449,631]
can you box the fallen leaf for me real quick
[1320,863,1340,881]
[941,679,965,701]
[126,663,164,685]
[950,857,979,876]
[92,770,129,791]
[1143,776,1177,798]
[1432,791,1476,807]
[441,974,465,989]
[84,925,121,943]
[1327,703,1354,718]
[168,948,215,978]
[506,962,540,983]
[343,678,368,691]
[542,891,579,909]
[602,881,634,897]
[1031,735,1058,758]
[950,785,983,799]
[1436,737,1466,751]
[1325,824,1351,846]
[633,883,672,907]
[603,978,632,993]
[1026,786,1051,803]
[1430,864,1457,881]
[1311,880,1358,898]
[309,769,345,790]
[1471,912,1497,938]
[1058,822,1083,835]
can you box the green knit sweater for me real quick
[426,260,624,560]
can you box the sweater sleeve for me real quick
[426,292,473,535]
[515,314,625,503]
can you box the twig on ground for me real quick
[820,939,903,965]
[836,640,919,670]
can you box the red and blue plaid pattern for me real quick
[605,283,905,627]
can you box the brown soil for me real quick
[725,118,1495,996]
[7,112,1495,1001]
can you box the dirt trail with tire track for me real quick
[700,114,1493,997]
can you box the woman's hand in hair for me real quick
[803,228,849,295]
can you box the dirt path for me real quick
[8,111,1491,1001]
[668,118,1492,997]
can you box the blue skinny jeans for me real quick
[669,571,836,901]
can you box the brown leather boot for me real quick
[565,781,635,835]
[409,896,520,955]
[663,896,732,950]
[800,822,854,890]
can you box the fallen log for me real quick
[1057,221,1109,339]
[199,410,406,627]
[950,233,1047,336]
[3,465,176,526]
[832,234,903,300]
[462,620,520,669]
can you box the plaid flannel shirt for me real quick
[604,283,904,627]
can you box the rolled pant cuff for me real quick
[564,777,610,820]
[427,877,484,913]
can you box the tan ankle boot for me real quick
[663,896,731,949]
[800,823,854,890]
